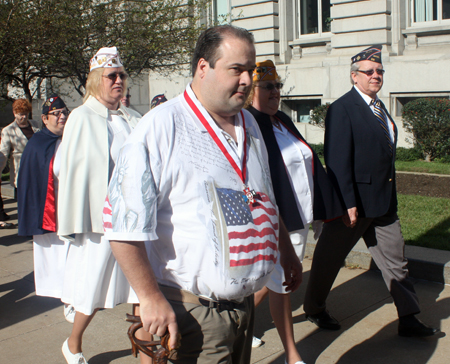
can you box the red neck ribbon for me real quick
[184,90,248,184]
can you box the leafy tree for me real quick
[402,98,450,161]
[309,102,330,129]
[0,0,49,102]
[0,0,206,101]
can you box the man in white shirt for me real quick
[304,45,438,338]
[104,25,302,363]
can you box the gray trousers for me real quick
[304,214,420,318]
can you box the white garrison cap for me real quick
[89,46,123,71]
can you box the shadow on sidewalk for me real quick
[88,349,132,363]
[332,296,449,364]
[0,272,62,331]
[253,270,311,341]
[297,271,444,364]
[254,267,448,364]
[0,233,30,247]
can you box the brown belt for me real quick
[159,284,246,312]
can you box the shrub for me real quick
[309,143,324,157]
[309,103,330,129]
[395,147,423,161]
[435,155,450,164]
[402,98,450,161]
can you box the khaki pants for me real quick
[168,295,254,364]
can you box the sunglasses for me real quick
[256,82,284,91]
[48,110,69,118]
[103,72,128,82]
[357,69,385,76]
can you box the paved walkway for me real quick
[1,198,449,363]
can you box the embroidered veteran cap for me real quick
[151,94,168,109]
[42,94,67,115]
[89,46,124,71]
[253,60,278,82]
[351,45,382,64]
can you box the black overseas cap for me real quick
[42,94,67,114]
[151,94,168,109]
[351,45,382,64]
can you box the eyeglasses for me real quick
[103,72,128,82]
[48,110,69,118]
[357,69,385,76]
[256,82,284,91]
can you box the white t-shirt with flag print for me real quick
[103,84,279,302]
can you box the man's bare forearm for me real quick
[110,240,179,346]
[110,240,160,300]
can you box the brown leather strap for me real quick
[126,314,173,363]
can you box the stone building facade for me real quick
[151,0,450,146]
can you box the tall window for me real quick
[282,99,321,123]
[293,0,331,37]
[412,0,450,22]
[212,0,230,24]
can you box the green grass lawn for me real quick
[398,194,450,251]
[315,157,450,251]
[318,157,450,175]
[395,160,450,175]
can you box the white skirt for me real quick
[33,233,69,298]
[265,226,309,294]
[61,232,138,315]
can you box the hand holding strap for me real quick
[126,314,179,363]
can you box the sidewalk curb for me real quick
[305,232,450,285]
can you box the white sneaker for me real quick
[62,338,88,364]
[64,305,76,323]
[252,336,263,348]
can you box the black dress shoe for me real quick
[398,315,439,337]
[306,310,341,330]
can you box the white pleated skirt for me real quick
[33,233,69,298]
[61,232,138,315]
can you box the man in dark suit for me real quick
[303,45,438,337]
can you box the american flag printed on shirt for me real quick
[217,188,278,267]
[103,196,113,231]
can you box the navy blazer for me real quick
[324,87,398,218]
[248,106,344,232]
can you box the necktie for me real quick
[373,99,393,155]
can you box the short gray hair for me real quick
[350,62,360,85]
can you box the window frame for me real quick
[409,0,450,26]
[292,0,331,39]
[281,97,322,124]
[210,0,231,25]
[391,92,450,118]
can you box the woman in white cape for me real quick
[57,47,140,364]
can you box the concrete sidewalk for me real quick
[1,198,449,364]
[1,181,14,199]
